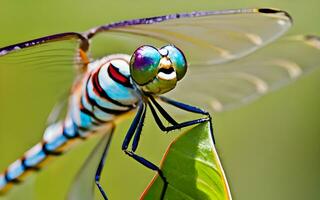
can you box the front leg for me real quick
[149,96,215,143]
[121,101,168,200]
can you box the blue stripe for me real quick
[70,95,92,135]
[0,174,7,190]
[6,161,24,181]
[87,77,128,111]
[71,106,92,137]
[45,134,68,152]
[85,78,129,116]
[81,94,93,111]
[24,147,46,167]
[92,106,115,121]
[81,94,114,121]
[63,116,78,138]
[99,66,138,105]
[79,110,93,128]
[42,123,69,152]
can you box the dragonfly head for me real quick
[130,45,187,94]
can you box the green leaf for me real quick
[141,121,232,200]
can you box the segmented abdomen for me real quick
[0,54,139,193]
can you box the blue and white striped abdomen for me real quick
[0,54,140,193]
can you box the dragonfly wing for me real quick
[85,8,292,65]
[46,93,69,126]
[67,125,114,200]
[0,32,88,170]
[167,35,320,112]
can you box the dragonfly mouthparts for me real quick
[158,67,174,74]
[157,67,176,81]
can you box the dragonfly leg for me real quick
[158,96,209,115]
[95,168,108,200]
[122,101,168,200]
[148,95,179,126]
[94,126,115,200]
[121,101,145,150]
[124,150,168,200]
[152,96,215,144]
[131,103,147,152]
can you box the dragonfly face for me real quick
[130,45,187,94]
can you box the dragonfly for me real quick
[0,7,320,200]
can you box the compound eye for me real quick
[130,45,161,85]
[161,45,187,80]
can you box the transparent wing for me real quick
[67,125,114,200]
[167,35,320,112]
[0,32,87,170]
[85,8,292,65]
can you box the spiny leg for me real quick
[122,101,168,200]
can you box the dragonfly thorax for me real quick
[129,45,187,95]
[82,54,140,113]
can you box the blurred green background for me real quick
[0,0,319,199]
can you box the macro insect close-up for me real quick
[0,1,320,200]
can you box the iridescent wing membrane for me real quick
[2,7,318,199]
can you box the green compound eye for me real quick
[160,45,187,80]
[130,45,161,85]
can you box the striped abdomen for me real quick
[0,54,140,193]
